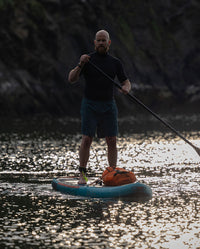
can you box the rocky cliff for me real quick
[0,0,199,117]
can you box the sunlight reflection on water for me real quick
[0,118,200,248]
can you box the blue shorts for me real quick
[81,98,118,138]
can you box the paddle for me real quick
[88,60,200,156]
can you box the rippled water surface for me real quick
[0,116,200,249]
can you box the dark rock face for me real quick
[0,0,199,116]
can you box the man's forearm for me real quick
[68,54,90,83]
[68,65,82,83]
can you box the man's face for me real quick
[94,32,111,54]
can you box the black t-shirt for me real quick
[81,52,128,101]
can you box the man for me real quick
[68,30,131,184]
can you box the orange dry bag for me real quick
[102,167,136,186]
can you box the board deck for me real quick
[52,177,152,200]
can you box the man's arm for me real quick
[68,54,90,83]
[68,64,82,83]
[121,79,131,94]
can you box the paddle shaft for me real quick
[88,60,198,151]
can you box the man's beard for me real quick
[96,46,107,54]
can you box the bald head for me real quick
[95,30,110,41]
[94,30,111,54]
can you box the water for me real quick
[0,116,200,249]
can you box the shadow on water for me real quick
[0,115,200,248]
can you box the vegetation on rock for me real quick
[0,0,199,116]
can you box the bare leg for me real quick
[106,136,117,168]
[78,135,93,184]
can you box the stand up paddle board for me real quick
[52,177,152,200]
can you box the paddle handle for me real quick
[88,60,197,150]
